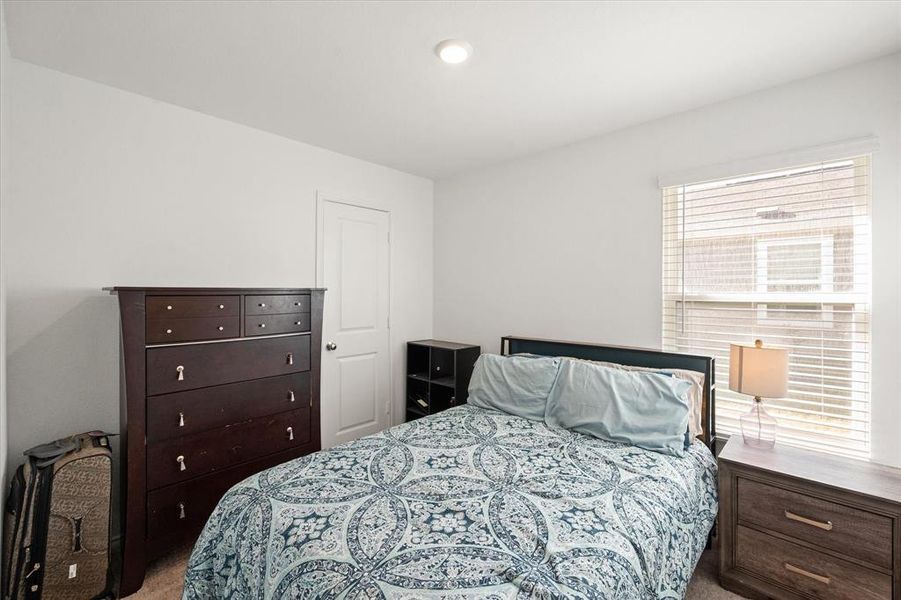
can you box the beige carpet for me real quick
[128,544,745,599]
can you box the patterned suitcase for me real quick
[3,432,113,600]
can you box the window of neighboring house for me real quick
[757,236,834,293]
[662,156,871,459]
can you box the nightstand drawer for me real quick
[738,477,892,570]
[736,525,891,600]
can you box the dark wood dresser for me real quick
[107,287,325,596]
[719,436,901,600]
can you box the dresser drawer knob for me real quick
[178,412,185,427]
[176,455,186,471]
[784,562,831,585]
[259,323,266,328]
[287,426,294,441]
[166,329,173,334]
[218,326,224,331]
[288,390,295,402]
[218,304,225,309]
[259,303,266,308]
[295,321,302,326]
[287,352,294,366]
[784,510,833,531]
[166,305,173,310]
[176,365,185,381]
[177,502,186,520]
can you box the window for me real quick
[756,236,834,293]
[662,156,871,459]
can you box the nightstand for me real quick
[718,437,901,600]
[406,340,480,421]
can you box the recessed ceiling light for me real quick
[435,39,472,65]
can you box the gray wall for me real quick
[434,54,901,468]
[1,0,11,496]
[3,58,434,507]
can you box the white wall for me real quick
[5,59,433,480]
[434,53,901,468]
[0,1,11,495]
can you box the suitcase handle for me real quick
[24,440,78,467]
[23,431,116,466]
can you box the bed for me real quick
[182,337,718,599]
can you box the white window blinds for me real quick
[662,156,871,459]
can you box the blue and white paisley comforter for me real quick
[183,405,717,599]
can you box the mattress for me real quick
[182,405,717,599]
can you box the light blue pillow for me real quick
[653,371,696,450]
[545,358,692,456]
[467,353,561,421]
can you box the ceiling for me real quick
[4,1,900,179]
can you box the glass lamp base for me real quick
[740,398,777,449]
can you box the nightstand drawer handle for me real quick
[416,398,428,408]
[785,510,833,531]
[784,562,831,585]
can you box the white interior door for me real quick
[319,199,390,448]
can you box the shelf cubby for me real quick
[405,339,480,421]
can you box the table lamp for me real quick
[729,339,788,448]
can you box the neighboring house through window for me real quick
[662,156,871,459]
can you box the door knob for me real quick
[326,342,337,351]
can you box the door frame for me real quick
[315,190,394,427]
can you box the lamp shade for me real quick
[729,341,788,399]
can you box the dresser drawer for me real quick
[146,296,239,319]
[735,525,891,600]
[146,446,311,543]
[146,372,311,442]
[737,477,892,569]
[245,294,310,315]
[146,335,310,395]
[245,313,311,336]
[146,408,311,489]
[146,316,240,344]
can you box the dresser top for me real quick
[719,436,901,505]
[105,287,326,295]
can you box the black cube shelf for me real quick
[406,339,480,421]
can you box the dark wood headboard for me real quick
[501,336,716,451]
